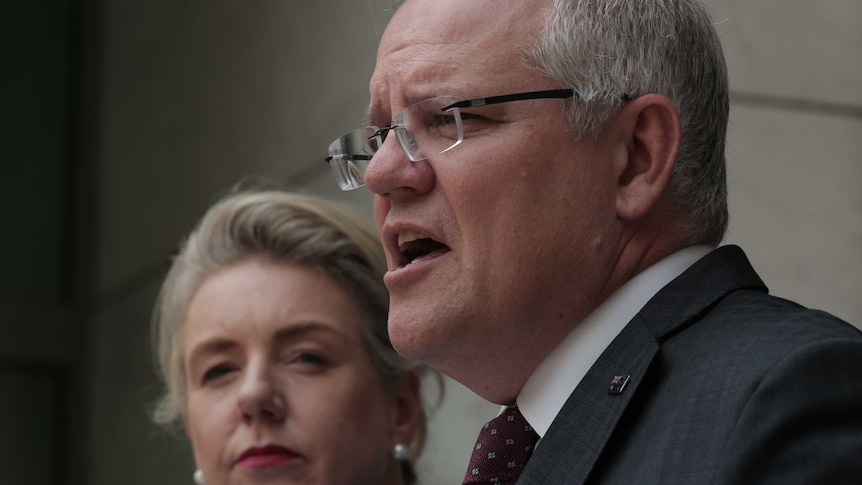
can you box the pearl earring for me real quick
[393,443,409,461]
[193,469,204,484]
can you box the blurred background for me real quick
[1,1,859,484]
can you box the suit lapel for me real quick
[519,317,658,484]
[638,245,766,343]
[518,245,767,484]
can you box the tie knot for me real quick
[463,406,539,485]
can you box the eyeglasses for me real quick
[325,89,575,191]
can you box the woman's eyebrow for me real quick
[270,322,351,345]
[187,338,236,361]
[187,322,352,362]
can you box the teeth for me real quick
[397,230,429,250]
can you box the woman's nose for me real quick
[237,364,286,423]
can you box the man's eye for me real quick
[429,114,459,127]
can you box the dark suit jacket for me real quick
[519,245,862,484]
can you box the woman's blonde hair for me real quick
[151,189,428,478]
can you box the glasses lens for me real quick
[327,126,379,190]
[394,96,462,162]
[326,96,464,190]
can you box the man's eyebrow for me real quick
[366,87,448,126]
[366,101,385,126]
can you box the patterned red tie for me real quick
[462,406,540,484]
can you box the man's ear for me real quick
[389,368,423,451]
[613,94,681,221]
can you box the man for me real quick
[326,0,862,483]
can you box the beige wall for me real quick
[706,0,862,327]
[84,1,861,484]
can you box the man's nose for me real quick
[363,130,435,197]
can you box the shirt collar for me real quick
[517,245,713,437]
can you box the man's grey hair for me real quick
[526,0,729,246]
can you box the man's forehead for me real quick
[370,0,549,114]
[382,0,548,49]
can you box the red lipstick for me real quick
[236,444,296,468]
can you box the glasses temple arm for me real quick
[442,89,575,110]
[325,154,373,163]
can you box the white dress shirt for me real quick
[517,245,713,440]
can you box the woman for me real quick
[151,189,427,484]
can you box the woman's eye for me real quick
[296,352,328,366]
[202,364,234,383]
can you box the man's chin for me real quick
[387,311,453,362]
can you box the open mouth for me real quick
[397,229,450,267]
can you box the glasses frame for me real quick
[326,88,577,190]
[371,95,465,163]
[441,88,574,110]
